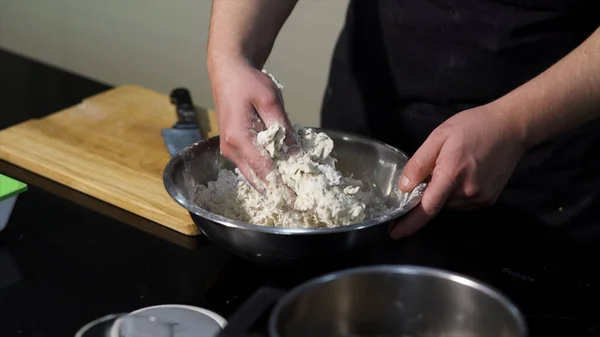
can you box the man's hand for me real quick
[209,57,298,191]
[390,103,527,239]
[390,27,600,239]
[207,0,299,191]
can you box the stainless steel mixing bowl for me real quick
[218,265,527,337]
[163,129,426,265]
[267,265,528,337]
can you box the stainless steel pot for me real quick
[219,265,528,337]
[163,129,426,266]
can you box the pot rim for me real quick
[267,264,528,337]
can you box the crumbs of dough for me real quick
[194,124,391,228]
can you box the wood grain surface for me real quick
[0,85,219,236]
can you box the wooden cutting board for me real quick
[0,85,219,236]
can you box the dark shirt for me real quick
[320,0,600,238]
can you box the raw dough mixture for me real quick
[194,124,391,228]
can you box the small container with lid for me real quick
[76,304,227,337]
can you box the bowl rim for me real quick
[163,128,426,236]
[268,265,528,337]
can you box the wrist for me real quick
[487,97,535,151]
[207,43,268,74]
[208,47,243,70]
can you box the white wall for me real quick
[0,0,349,127]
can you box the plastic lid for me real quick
[0,174,27,202]
[111,304,227,337]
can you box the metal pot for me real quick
[219,265,528,337]
[163,129,426,266]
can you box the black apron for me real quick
[321,0,600,240]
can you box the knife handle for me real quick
[170,88,197,128]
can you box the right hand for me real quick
[208,57,299,192]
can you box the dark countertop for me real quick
[1,48,599,336]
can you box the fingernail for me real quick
[400,175,410,188]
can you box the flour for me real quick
[194,124,391,228]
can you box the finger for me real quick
[276,113,301,155]
[221,107,273,181]
[228,108,273,180]
[253,85,300,153]
[445,190,499,210]
[399,131,446,192]
[236,116,297,203]
[391,166,455,239]
[282,122,301,155]
[444,198,480,211]
[220,144,262,193]
[237,138,276,183]
[236,158,266,195]
[444,189,471,209]
[240,142,297,204]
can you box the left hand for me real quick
[390,102,528,239]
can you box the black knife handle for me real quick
[170,88,197,128]
[217,287,285,337]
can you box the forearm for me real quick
[207,0,298,69]
[495,27,600,148]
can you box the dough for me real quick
[194,124,390,228]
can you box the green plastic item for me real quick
[0,174,28,202]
